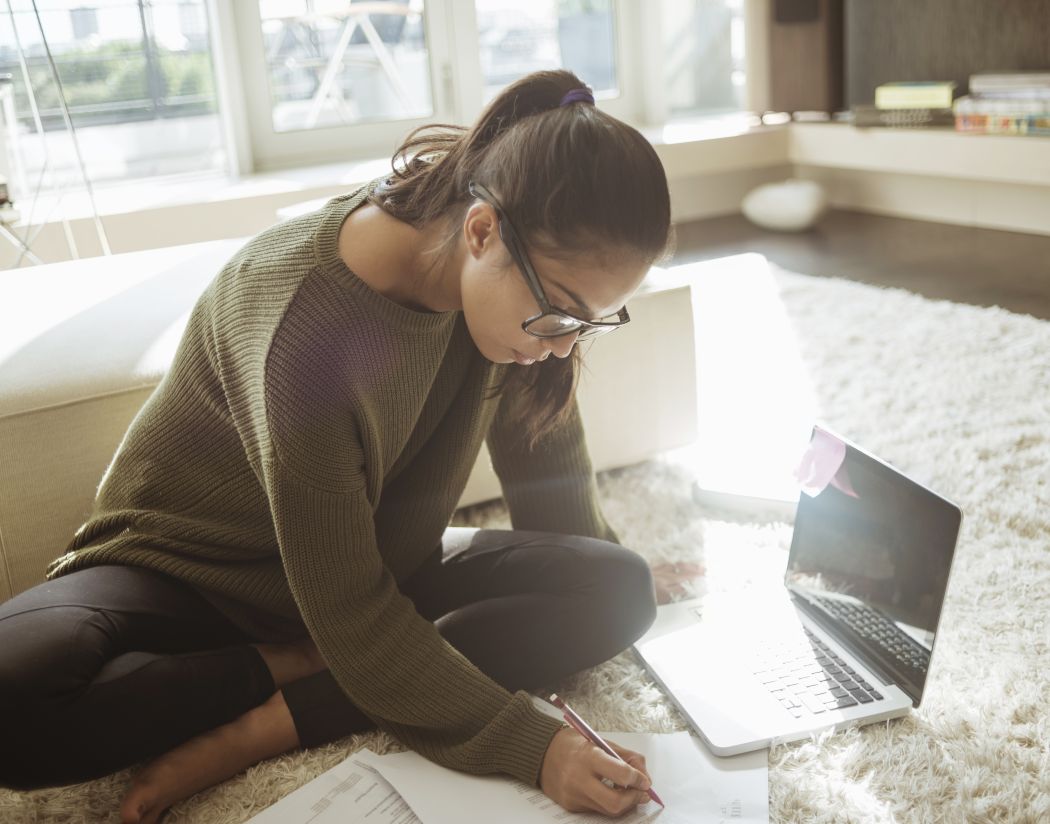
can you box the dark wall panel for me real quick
[845,0,1050,107]
[769,0,844,112]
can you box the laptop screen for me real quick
[785,428,962,703]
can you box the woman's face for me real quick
[459,204,649,366]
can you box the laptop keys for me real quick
[754,626,889,718]
[799,694,827,714]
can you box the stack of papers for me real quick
[247,730,767,823]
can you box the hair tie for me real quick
[560,87,595,107]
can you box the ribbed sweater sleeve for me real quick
[260,336,563,786]
[486,385,620,545]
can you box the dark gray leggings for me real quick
[0,528,656,791]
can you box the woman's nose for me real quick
[546,331,580,359]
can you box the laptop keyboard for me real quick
[809,595,929,674]
[752,627,884,718]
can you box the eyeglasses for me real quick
[468,181,630,340]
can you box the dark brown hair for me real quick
[371,69,672,449]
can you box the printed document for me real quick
[245,755,421,823]
[356,730,767,823]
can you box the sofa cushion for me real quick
[0,240,244,599]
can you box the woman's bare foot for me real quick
[120,690,300,824]
[650,561,705,605]
[253,636,327,688]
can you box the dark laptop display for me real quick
[785,432,962,706]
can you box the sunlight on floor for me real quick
[700,519,793,593]
[657,253,820,511]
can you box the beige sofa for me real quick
[0,237,697,600]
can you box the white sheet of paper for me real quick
[355,731,768,824]
[245,754,421,824]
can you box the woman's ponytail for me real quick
[372,70,585,229]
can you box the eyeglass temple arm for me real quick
[501,224,551,311]
[469,181,551,311]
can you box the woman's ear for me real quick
[463,202,499,261]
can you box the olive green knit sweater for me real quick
[45,183,619,787]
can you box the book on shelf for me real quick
[969,71,1050,96]
[954,96,1050,116]
[954,110,1050,136]
[874,81,958,110]
[953,72,1050,136]
[851,104,954,128]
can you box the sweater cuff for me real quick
[490,693,567,786]
[504,473,615,542]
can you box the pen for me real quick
[548,693,665,808]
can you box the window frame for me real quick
[222,0,458,171]
[212,0,648,173]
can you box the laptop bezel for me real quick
[784,424,964,706]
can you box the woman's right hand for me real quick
[539,727,653,817]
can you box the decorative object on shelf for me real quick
[741,178,827,232]
[844,80,961,131]
[851,104,954,129]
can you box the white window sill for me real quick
[11,117,787,227]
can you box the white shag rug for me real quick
[3,266,1049,823]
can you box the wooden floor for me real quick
[670,210,1050,321]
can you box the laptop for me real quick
[634,424,963,756]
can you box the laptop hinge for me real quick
[789,590,923,707]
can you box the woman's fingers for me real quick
[539,728,657,818]
[584,777,653,817]
[591,747,651,793]
[606,741,648,776]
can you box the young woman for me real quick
[0,69,673,822]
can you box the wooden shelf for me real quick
[788,122,1050,187]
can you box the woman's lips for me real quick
[512,349,536,366]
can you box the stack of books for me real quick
[953,72,1050,136]
[851,81,958,128]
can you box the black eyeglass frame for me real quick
[467,181,631,340]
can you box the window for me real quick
[257,0,433,133]
[232,0,650,170]
[0,0,226,198]
[231,0,455,169]
[475,0,617,103]
[0,0,754,200]
[661,0,747,117]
